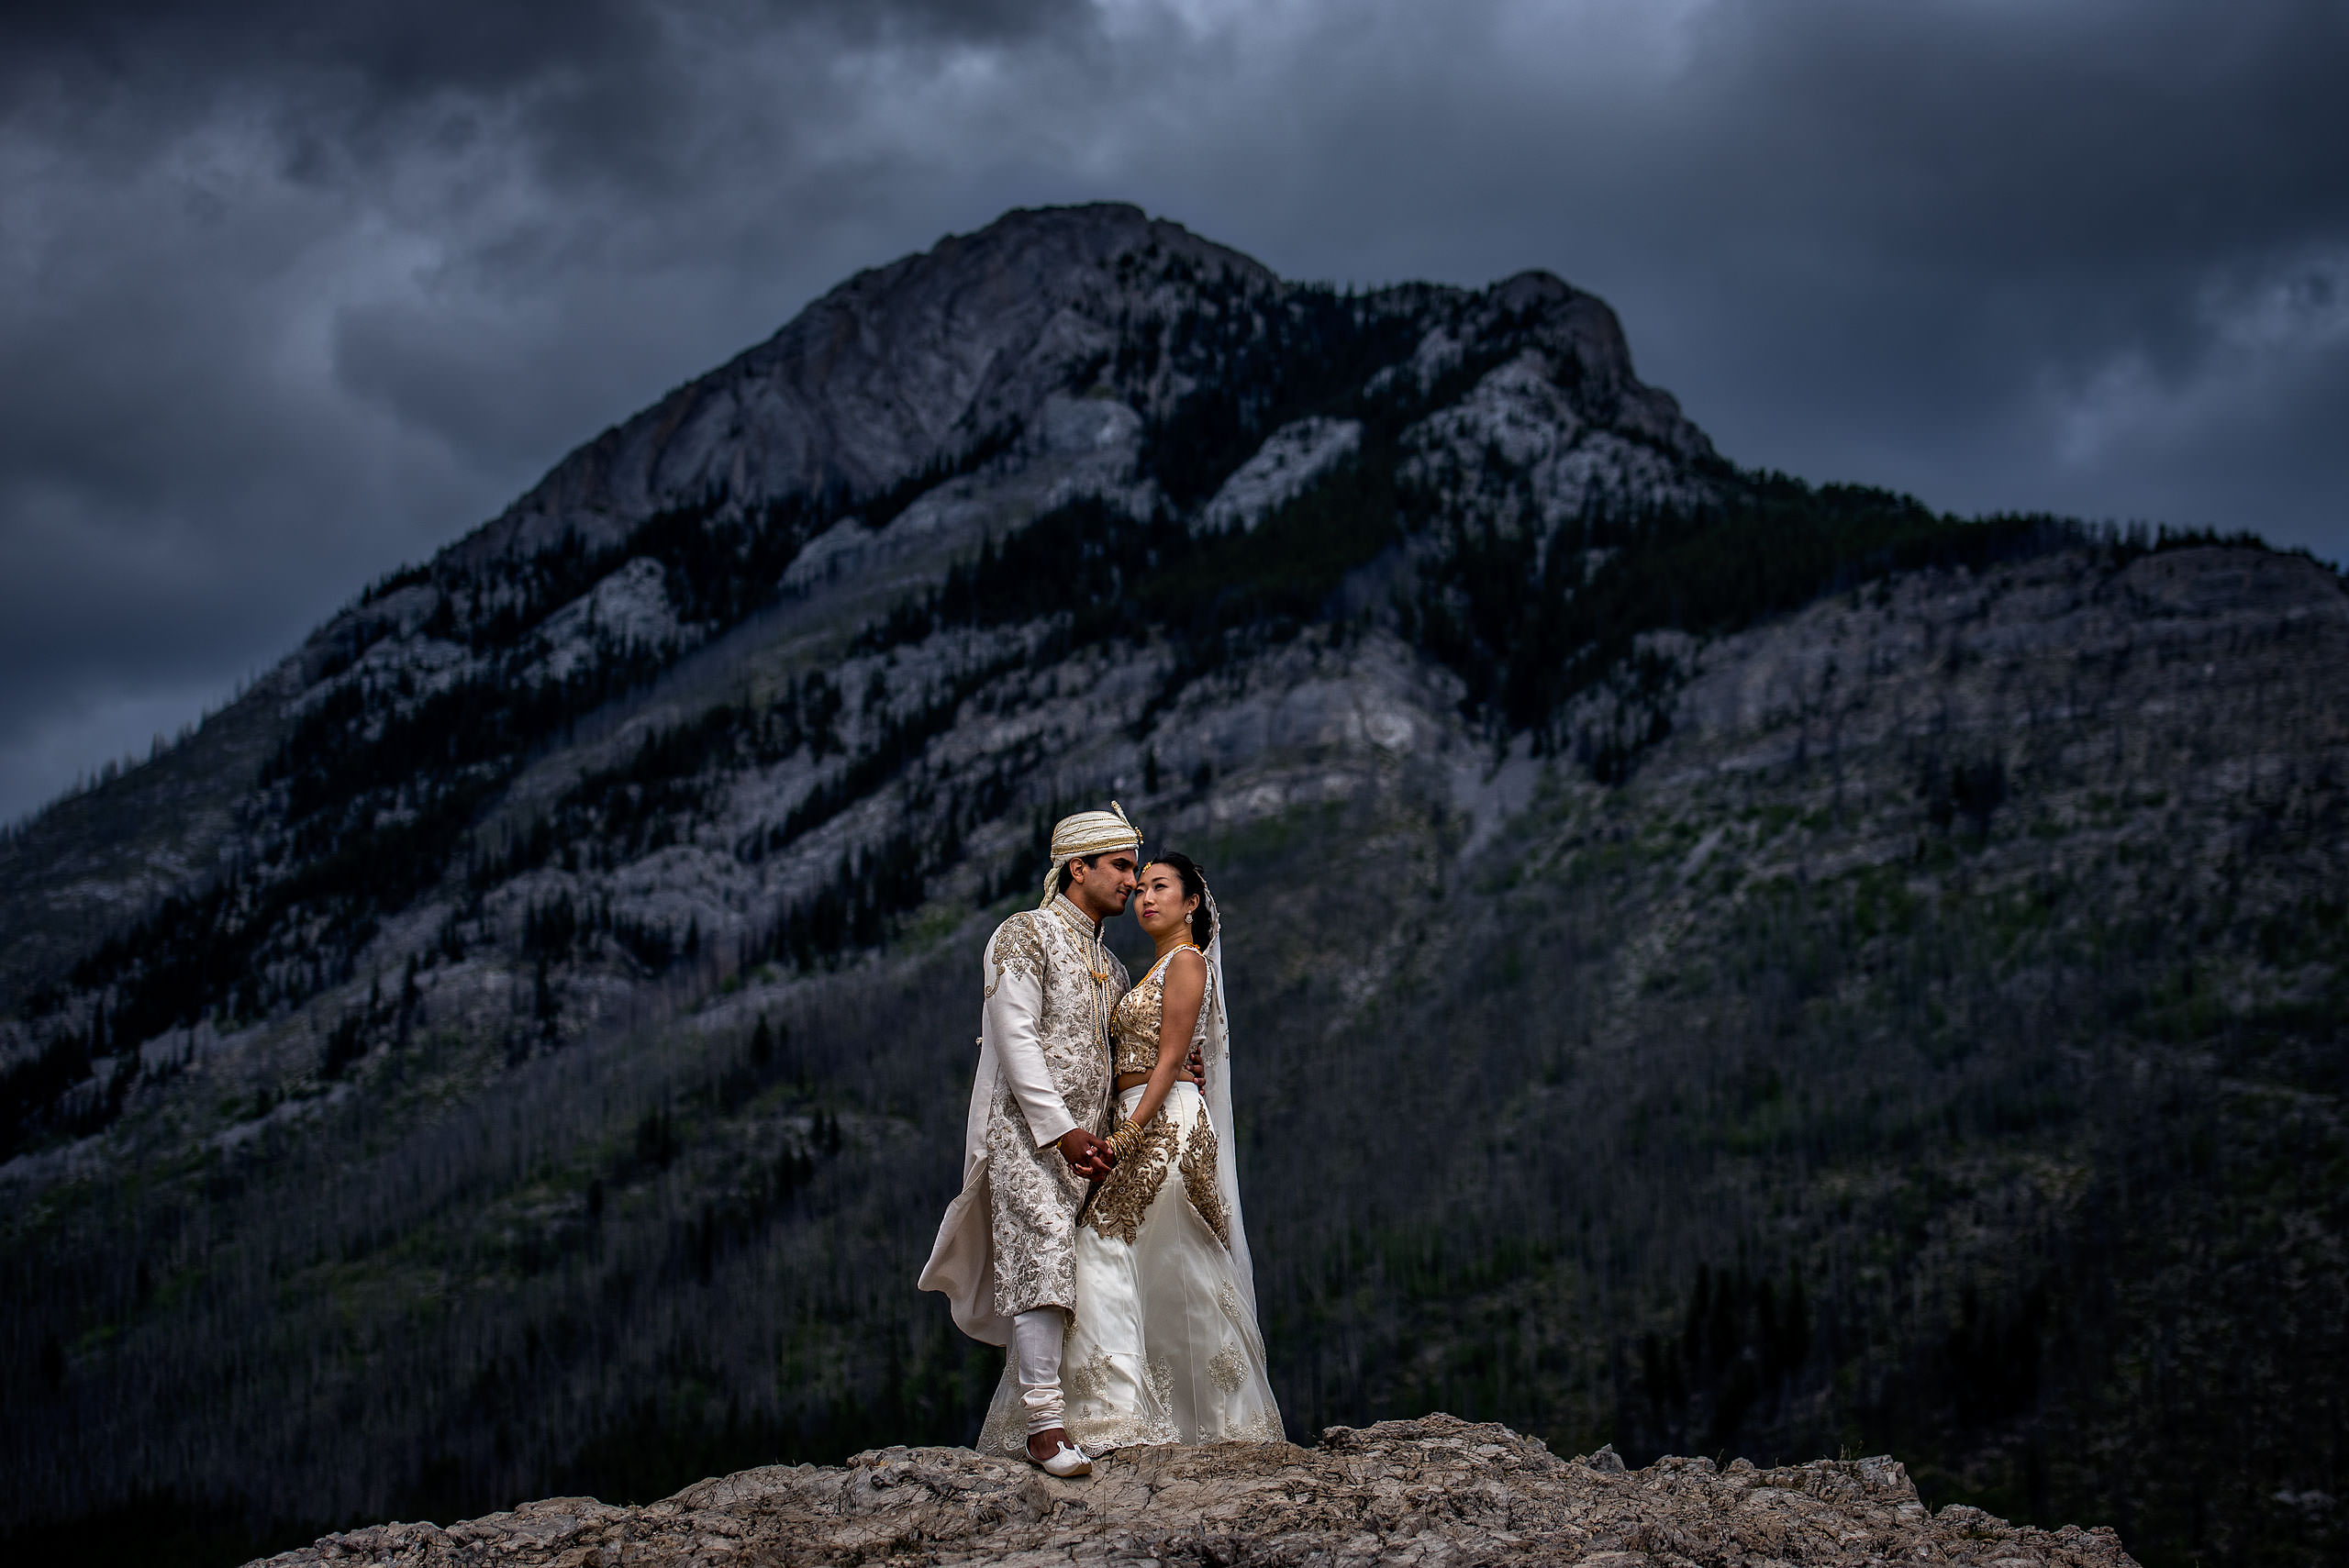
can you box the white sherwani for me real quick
[919,895,1129,1345]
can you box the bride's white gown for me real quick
[978,938,1283,1454]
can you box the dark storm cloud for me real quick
[1,0,1080,93]
[2,0,2343,819]
[0,0,1096,817]
[1613,0,2349,524]
[1096,0,2349,530]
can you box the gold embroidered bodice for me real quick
[1110,946,1203,1077]
[1088,941,1229,1251]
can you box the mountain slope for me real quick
[1,205,2341,1568]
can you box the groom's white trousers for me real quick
[1012,1307,1067,1436]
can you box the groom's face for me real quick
[1068,850,1138,919]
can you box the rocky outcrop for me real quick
[1200,415,1364,533]
[251,1418,2133,1567]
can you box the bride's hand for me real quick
[1183,1043,1206,1087]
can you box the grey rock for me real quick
[1200,415,1362,532]
[248,1417,2138,1568]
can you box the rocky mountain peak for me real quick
[878,199,1278,296]
[465,203,1282,568]
[1492,266,1576,306]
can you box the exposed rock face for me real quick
[467,204,1267,564]
[251,1418,2135,1568]
[1201,415,1364,532]
[463,211,1705,570]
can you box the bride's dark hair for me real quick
[1150,852,1214,950]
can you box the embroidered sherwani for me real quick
[919,895,1129,1344]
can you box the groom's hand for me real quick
[1057,1127,1117,1178]
[1182,1044,1206,1087]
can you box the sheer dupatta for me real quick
[1197,885,1259,1315]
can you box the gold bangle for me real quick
[1108,1118,1144,1160]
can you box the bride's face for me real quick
[1133,863,1198,943]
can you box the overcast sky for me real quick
[2,0,2343,821]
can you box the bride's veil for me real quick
[1197,882,1260,1314]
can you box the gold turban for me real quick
[1038,802,1142,906]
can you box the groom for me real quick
[919,804,1142,1475]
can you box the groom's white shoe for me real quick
[1038,1441,1093,1477]
[1027,1431,1093,1477]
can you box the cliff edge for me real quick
[249,1416,2136,1567]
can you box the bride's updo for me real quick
[1149,852,1214,950]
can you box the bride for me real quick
[978,852,1283,1459]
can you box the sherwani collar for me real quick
[1049,894,1118,988]
[1049,894,1104,943]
